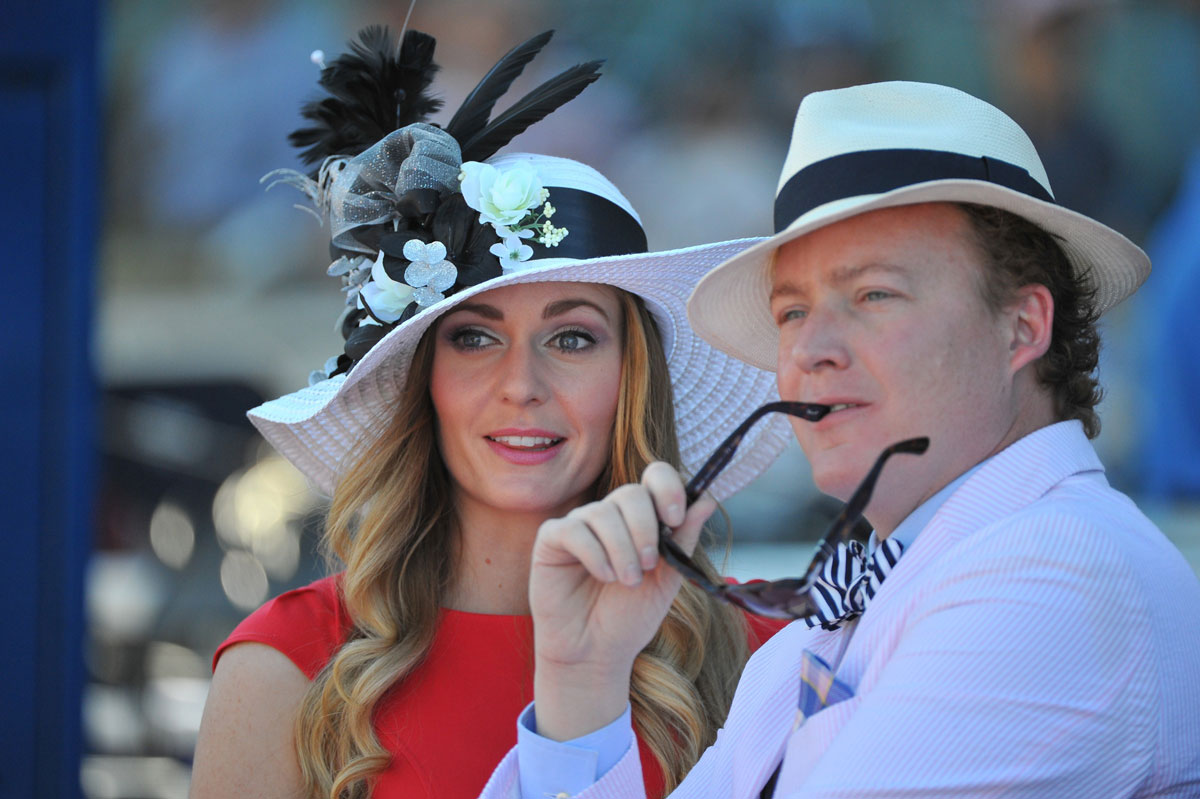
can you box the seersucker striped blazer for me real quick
[479,421,1200,798]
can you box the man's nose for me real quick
[778,306,851,376]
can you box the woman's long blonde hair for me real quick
[295,290,751,798]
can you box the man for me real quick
[478,82,1200,798]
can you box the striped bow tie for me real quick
[803,537,904,630]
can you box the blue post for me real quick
[0,1,97,797]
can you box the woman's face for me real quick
[430,281,625,521]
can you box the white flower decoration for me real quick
[493,224,535,240]
[459,160,544,228]
[358,251,415,323]
[490,234,535,273]
[402,239,458,306]
[308,354,341,386]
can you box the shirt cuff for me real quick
[516,701,634,799]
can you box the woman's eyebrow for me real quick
[543,299,611,321]
[445,302,503,320]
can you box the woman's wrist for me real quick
[533,656,634,742]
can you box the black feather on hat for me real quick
[290,27,442,171]
[288,27,601,174]
[264,26,603,381]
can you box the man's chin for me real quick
[808,462,864,505]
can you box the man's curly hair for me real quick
[957,203,1104,438]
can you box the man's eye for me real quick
[780,308,807,323]
[862,290,893,302]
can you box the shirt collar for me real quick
[869,459,987,553]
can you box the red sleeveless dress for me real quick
[215,574,785,799]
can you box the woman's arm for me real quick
[190,642,309,799]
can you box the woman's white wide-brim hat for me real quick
[688,81,1151,371]
[250,155,790,501]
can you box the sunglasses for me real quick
[657,401,929,619]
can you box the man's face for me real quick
[770,203,1026,534]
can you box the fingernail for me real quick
[641,546,658,570]
[623,564,643,586]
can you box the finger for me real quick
[570,501,645,587]
[534,517,617,584]
[606,484,662,571]
[668,494,717,556]
[640,461,688,528]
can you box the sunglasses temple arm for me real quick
[684,442,739,504]
[684,412,770,501]
[798,447,894,583]
[797,438,929,583]
[683,402,830,503]
[658,531,729,592]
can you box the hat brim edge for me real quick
[688,180,1151,372]
[249,236,795,501]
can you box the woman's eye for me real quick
[550,329,596,352]
[450,328,494,350]
[862,290,893,302]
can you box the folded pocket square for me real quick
[795,649,855,729]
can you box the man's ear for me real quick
[1007,283,1054,375]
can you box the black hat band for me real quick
[774,149,1055,234]
[527,187,649,260]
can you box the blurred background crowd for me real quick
[88,0,1199,796]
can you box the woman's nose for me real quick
[497,345,549,405]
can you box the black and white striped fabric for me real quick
[803,538,905,630]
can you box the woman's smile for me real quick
[485,427,568,464]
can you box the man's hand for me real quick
[529,461,717,741]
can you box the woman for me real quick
[190,27,792,799]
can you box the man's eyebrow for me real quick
[769,281,805,302]
[443,302,503,320]
[829,261,911,284]
[543,299,611,321]
[771,262,912,301]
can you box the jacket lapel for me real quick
[852,421,1103,629]
[727,622,849,796]
[771,423,1105,787]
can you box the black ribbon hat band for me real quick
[526,187,649,260]
[773,148,1056,234]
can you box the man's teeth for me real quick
[828,403,859,412]
[491,435,559,448]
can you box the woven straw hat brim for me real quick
[688,179,1151,372]
[250,237,793,501]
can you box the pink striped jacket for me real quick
[479,422,1200,798]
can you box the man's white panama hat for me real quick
[688,80,1151,371]
[250,153,789,501]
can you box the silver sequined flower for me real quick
[402,239,458,306]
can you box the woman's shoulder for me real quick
[213,573,350,679]
[743,611,790,651]
[193,642,309,797]
[722,576,791,650]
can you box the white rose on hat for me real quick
[459,160,546,228]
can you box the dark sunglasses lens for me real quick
[725,579,810,620]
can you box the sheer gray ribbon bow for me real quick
[262,122,463,255]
